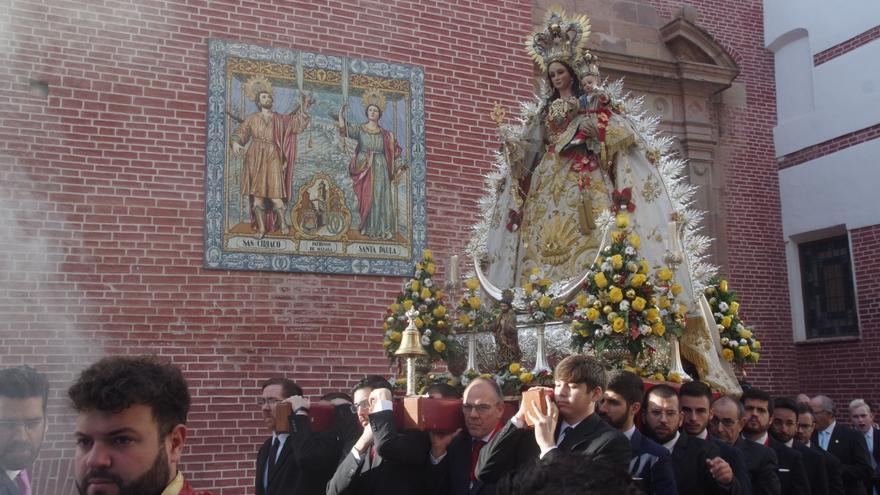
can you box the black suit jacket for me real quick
[711,436,753,495]
[864,428,879,495]
[793,441,830,495]
[256,410,345,495]
[0,472,22,495]
[475,413,631,483]
[630,428,678,495]
[735,438,780,495]
[429,429,496,495]
[767,437,811,495]
[670,433,742,495]
[813,424,874,495]
[326,409,431,495]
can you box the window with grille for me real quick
[799,234,858,339]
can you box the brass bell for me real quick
[395,308,428,358]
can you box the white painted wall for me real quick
[764,0,880,156]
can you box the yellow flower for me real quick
[458,314,471,326]
[421,287,432,299]
[749,352,760,362]
[383,321,390,330]
[403,300,414,310]
[651,372,666,381]
[433,305,447,318]
[603,305,613,315]
[575,293,589,308]
[523,282,534,294]
[437,320,447,329]
[657,268,674,282]
[667,372,682,384]
[433,340,446,352]
[530,267,541,276]
[721,348,734,361]
[554,306,565,318]
[609,287,624,303]
[390,331,402,342]
[729,301,740,315]
[594,272,608,288]
[578,328,589,337]
[659,297,671,309]
[479,373,493,379]
[423,249,433,261]
[670,284,683,296]
[721,316,732,329]
[509,363,521,374]
[426,263,436,275]
[651,321,666,336]
[468,296,482,310]
[434,290,444,301]
[632,297,646,312]
[414,317,424,328]
[465,278,480,290]
[519,372,534,384]
[382,339,391,348]
[738,345,750,358]
[389,303,401,313]
[738,327,752,339]
[616,213,629,228]
[611,255,623,270]
[586,308,600,321]
[538,295,552,309]
[411,279,421,291]
[626,289,637,300]
[646,308,660,323]
[612,317,625,333]
[630,274,647,287]
[539,278,551,287]
[719,280,729,293]
[628,233,641,249]
[639,259,650,274]
[752,340,761,350]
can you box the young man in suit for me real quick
[797,405,846,495]
[642,384,741,495]
[679,382,753,495]
[771,397,831,495]
[476,355,631,485]
[710,395,780,495]
[69,356,211,495]
[0,366,49,495]
[811,395,874,495]
[428,377,504,495]
[255,378,342,495]
[849,399,880,495]
[326,376,430,495]
[598,370,677,495]
[741,389,811,495]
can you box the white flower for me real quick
[398,315,407,321]
[709,297,717,304]
[619,300,630,312]
[737,324,745,331]
[529,273,540,283]
[603,247,611,254]
[660,309,668,317]
[386,317,395,324]
[602,262,612,271]
[625,246,635,255]
[739,338,748,346]
[532,311,546,322]
[424,329,432,337]
[608,312,618,321]
[721,337,729,345]
[714,312,723,319]
[602,324,612,333]
[574,308,587,318]
[639,325,651,335]
[718,302,729,312]
[420,335,431,346]
[467,310,477,319]
[413,270,422,278]
[717,324,725,332]
[425,298,434,305]
[424,278,433,288]
[587,295,597,306]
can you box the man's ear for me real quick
[590,386,603,402]
[630,401,642,417]
[166,424,188,465]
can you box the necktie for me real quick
[17,470,31,495]
[267,437,281,483]
[820,430,830,450]
[470,439,486,481]
[556,426,573,447]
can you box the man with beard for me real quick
[231,80,311,239]
[641,384,741,494]
[811,395,873,495]
[598,370,677,495]
[476,355,631,485]
[771,398,831,495]
[427,377,504,495]
[69,355,211,495]
[798,405,846,495]
[679,382,752,495]
[710,395,781,495]
[740,389,811,495]
[0,366,49,495]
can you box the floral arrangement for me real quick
[393,372,460,395]
[522,268,567,322]
[383,250,456,362]
[463,362,554,397]
[570,213,676,368]
[705,279,761,368]
[454,277,495,332]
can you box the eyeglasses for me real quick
[709,417,738,428]
[349,400,371,414]
[462,403,497,414]
[0,418,44,434]
[257,398,282,407]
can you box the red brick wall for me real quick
[0,1,533,493]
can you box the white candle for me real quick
[449,255,459,283]
[668,221,681,255]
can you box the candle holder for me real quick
[532,324,551,373]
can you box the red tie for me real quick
[470,440,486,480]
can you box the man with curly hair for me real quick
[68,356,211,495]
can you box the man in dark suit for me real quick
[680,381,753,495]
[428,377,503,495]
[811,395,874,495]
[326,376,430,495]
[849,399,880,495]
[771,397,828,495]
[255,377,342,495]
[598,370,677,495]
[710,395,781,495]
[0,366,49,495]
[797,405,846,495]
[740,388,811,495]
[642,384,741,494]
[476,355,631,485]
